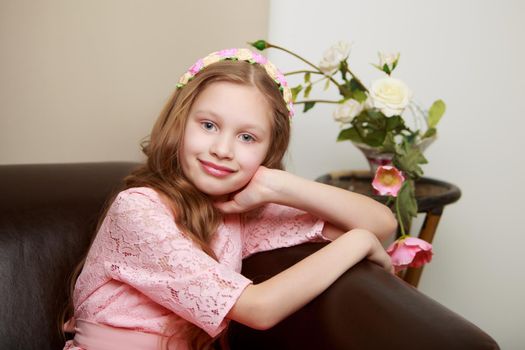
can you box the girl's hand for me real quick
[214,166,281,214]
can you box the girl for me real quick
[63,48,397,350]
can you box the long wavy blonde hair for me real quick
[63,60,291,349]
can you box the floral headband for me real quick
[176,48,295,118]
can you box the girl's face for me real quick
[181,81,273,198]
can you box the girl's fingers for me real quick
[213,200,245,214]
[213,201,235,213]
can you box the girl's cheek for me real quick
[237,155,260,176]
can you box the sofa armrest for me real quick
[228,242,499,350]
[0,162,139,350]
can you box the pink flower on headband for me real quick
[288,102,295,117]
[189,59,204,75]
[177,48,294,119]
[252,52,268,65]
[275,71,288,87]
[218,48,238,57]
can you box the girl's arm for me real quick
[218,167,395,329]
[215,167,397,242]
[227,228,393,330]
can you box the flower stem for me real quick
[395,196,407,237]
[266,43,342,89]
[285,70,324,76]
[294,99,340,105]
[345,67,369,93]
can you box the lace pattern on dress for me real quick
[67,187,329,347]
[74,188,251,337]
[241,203,326,258]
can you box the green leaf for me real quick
[353,89,367,103]
[422,127,437,139]
[381,133,397,153]
[304,72,311,84]
[291,85,303,101]
[339,82,352,99]
[348,78,368,101]
[364,131,386,147]
[403,131,418,145]
[337,127,364,143]
[349,78,362,91]
[303,101,316,113]
[339,60,349,81]
[354,125,386,147]
[385,115,404,131]
[351,109,388,147]
[324,78,330,91]
[393,142,428,179]
[249,40,268,51]
[428,99,446,128]
[304,84,312,99]
[396,181,418,233]
[372,63,383,72]
[382,63,391,75]
[392,56,399,70]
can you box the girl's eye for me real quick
[201,121,216,131]
[239,134,255,143]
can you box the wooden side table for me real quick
[316,170,461,288]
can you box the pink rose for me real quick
[275,70,288,87]
[387,237,433,272]
[372,165,405,197]
[252,52,268,65]
[288,102,295,117]
[189,59,204,75]
[218,48,238,57]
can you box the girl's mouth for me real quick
[199,160,235,177]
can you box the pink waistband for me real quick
[73,319,171,350]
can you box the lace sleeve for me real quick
[102,188,252,337]
[241,203,328,259]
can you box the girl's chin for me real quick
[196,181,248,203]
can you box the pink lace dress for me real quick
[63,187,327,349]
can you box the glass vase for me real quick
[353,136,436,175]
[353,143,394,175]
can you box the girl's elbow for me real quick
[243,308,278,331]
[249,299,280,330]
[379,208,398,240]
[230,287,279,330]
[248,317,276,331]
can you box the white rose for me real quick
[236,48,254,61]
[333,99,364,124]
[378,52,400,71]
[319,41,351,75]
[370,77,412,117]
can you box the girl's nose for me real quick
[210,135,234,160]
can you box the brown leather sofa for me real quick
[0,162,499,350]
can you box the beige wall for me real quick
[0,0,269,164]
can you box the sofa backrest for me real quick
[0,162,138,350]
[0,162,500,350]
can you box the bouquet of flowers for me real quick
[250,39,445,271]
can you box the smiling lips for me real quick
[199,160,236,177]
